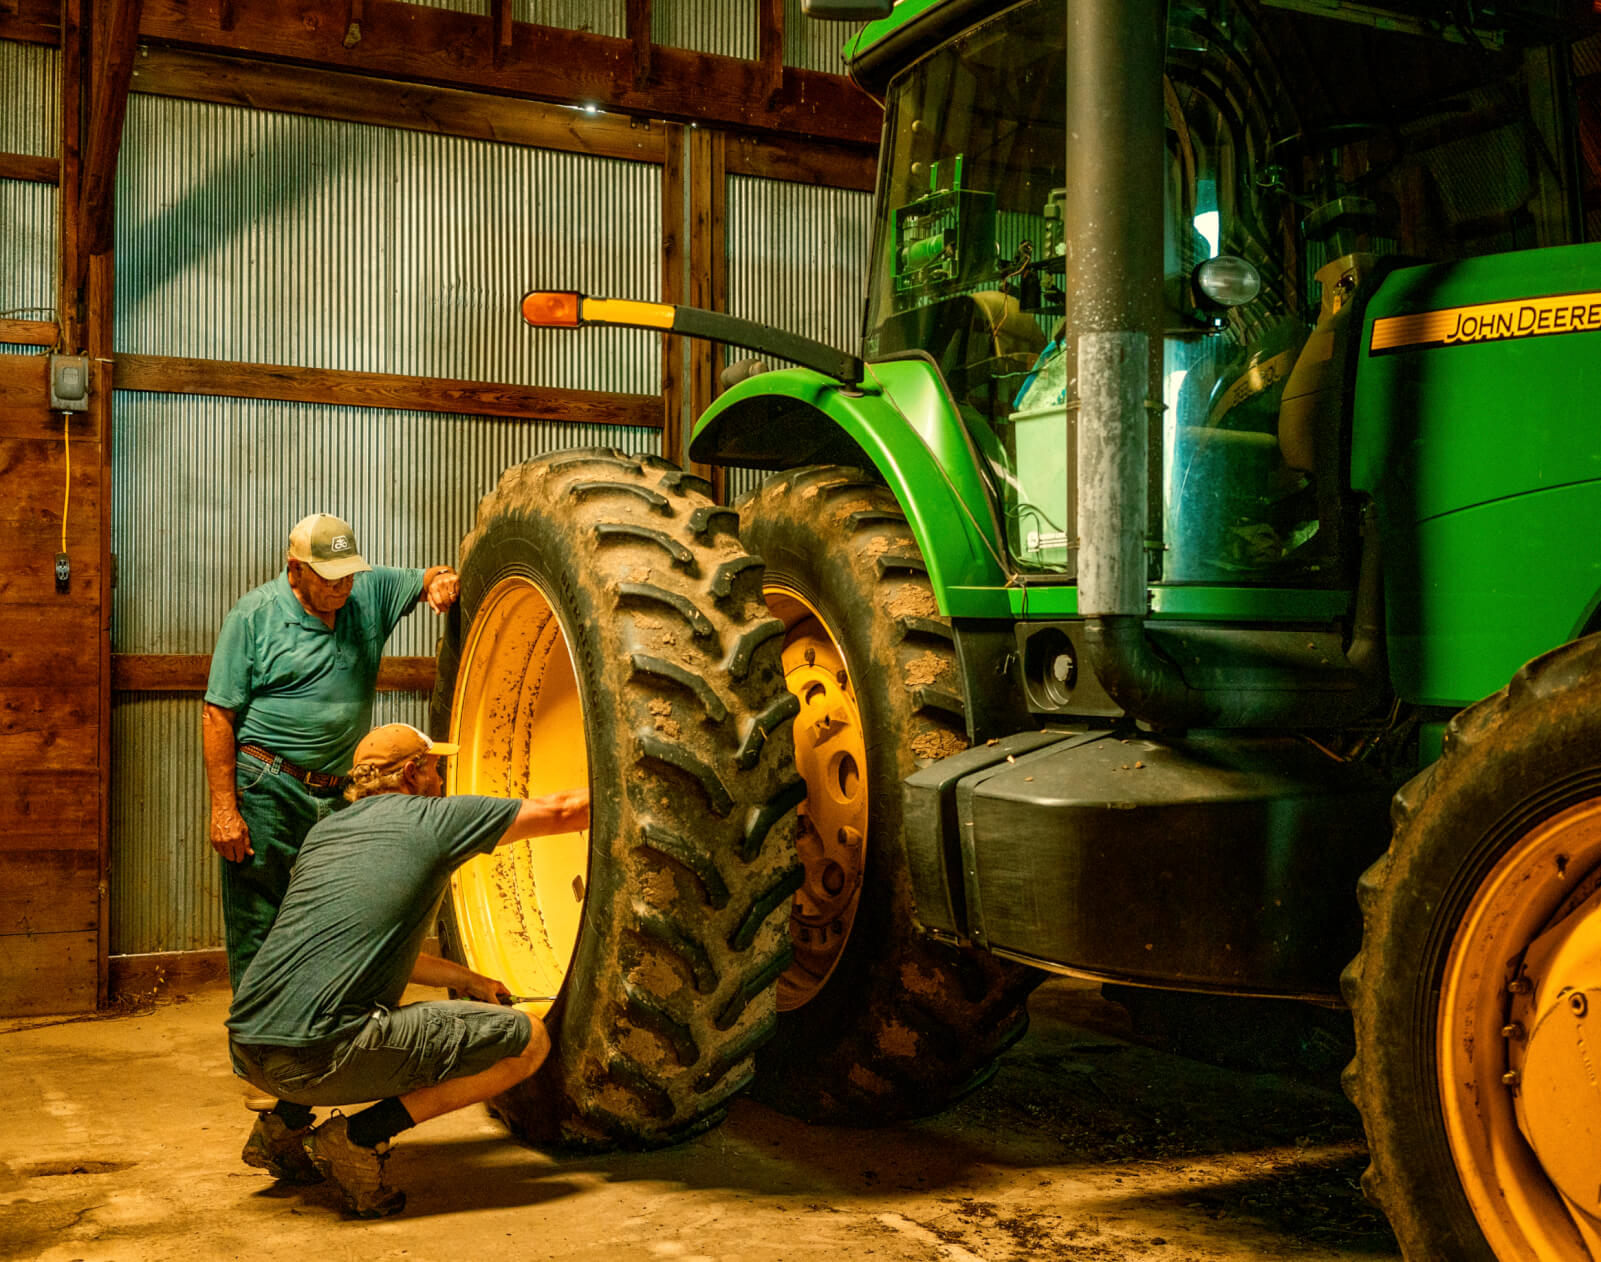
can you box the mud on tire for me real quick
[737,465,1041,1124]
[431,448,804,1150]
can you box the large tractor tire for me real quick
[1344,633,1601,1260]
[736,465,1042,1124]
[429,448,804,1150]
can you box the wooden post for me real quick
[626,0,652,87]
[661,122,685,467]
[758,0,784,107]
[80,0,142,259]
[686,126,725,498]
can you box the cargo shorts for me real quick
[230,1001,533,1106]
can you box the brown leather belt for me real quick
[239,744,346,792]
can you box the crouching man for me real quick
[225,722,589,1217]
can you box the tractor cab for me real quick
[859,0,1575,595]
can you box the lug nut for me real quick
[1502,1022,1526,1041]
[1502,1070,1521,1087]
[1508,977,1532,994]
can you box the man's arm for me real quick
[419,565,460,614]
[496,787,590,848]
[201,702,252,862]
[410,952,507,1004]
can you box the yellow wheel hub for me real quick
[767,588,868,1012]
[447,575,590,1014]
[1439,799,1601,1259]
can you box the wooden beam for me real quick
[81,0,144,258]
[131,49,665,164]
[112,355,664,429]
[113,653,437,692]
[0,152,60,184]
[132,0,880,147]
[626,0,651,87]
[0,319,58,346]
[725,132,878,192]
[0,0,57,45]
[109,949,229,1000]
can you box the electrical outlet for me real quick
[55,552,70,594]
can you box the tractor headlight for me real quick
[1193,255,1262,308]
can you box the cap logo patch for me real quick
[330,535,352,553]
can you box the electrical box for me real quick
[49,354,91,412]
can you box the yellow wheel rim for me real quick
[447,575,590,1015]
[766,586,869,1012]
[1439,798,1601,1259]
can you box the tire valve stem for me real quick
[804,647,817,666]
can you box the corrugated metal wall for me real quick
[110,93,666,954]
[653,0,757,60]
[116,97,661,390]
[110,396,656,657]
[721,173,871,500]
[782,1,859,74]
[515,0,626,36]
[0,39,58,154]
[1,40,59,325]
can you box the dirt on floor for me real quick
[0,978,1400,1262]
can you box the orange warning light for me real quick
[521,291,582,327]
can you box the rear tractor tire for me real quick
[1345,633,1601,1260]
[736,465,1042,1124]
[430,448,804,1150]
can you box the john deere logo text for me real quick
[1371,291,1601,354]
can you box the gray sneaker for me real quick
[305,1113,406,1218]
[241,1112,325,1184]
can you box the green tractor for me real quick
[434,1,1601,1257]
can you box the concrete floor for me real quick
[1,979,1401,1262]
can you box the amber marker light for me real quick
[521,290,582,327]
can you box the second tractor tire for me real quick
[737,464,1042,1124]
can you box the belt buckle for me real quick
[269,754,283,776]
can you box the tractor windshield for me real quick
[863,0,1575,586]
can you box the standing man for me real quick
[228,722,590,1217]
[203,513,460,994]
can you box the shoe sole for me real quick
[242,1144,326,1185]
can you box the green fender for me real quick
[688,358,1011,616]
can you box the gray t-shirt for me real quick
[227,792,520,1047]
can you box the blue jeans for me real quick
[220,754,340,990]
[230,1002,533,1105]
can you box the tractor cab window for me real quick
[864,0,1574,587]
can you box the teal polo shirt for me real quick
[205,566,425,774]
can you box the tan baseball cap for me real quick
[287,513,373,581]
[352,723,461,774]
